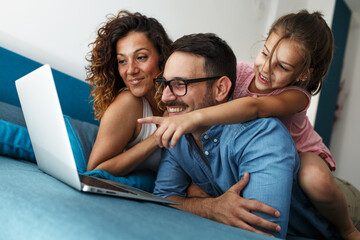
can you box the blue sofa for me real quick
[0,46,315,240]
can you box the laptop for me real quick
[15,64,178,205]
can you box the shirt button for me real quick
[204,135,209,140]
[204,151,209,156]
[213,138,218,143]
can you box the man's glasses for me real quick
[154,76,221,97]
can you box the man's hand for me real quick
[168,173,281,237]
[209,172,281,235]
[138,111,202,148]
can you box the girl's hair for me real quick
[267,10,334,95]
[86,10,172,119]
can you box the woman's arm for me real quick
[87,91,159,176]
[139,89,308,148]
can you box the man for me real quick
[150,33,338,239]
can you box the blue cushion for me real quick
[0,101,156,192]
[0,101,35,162]
[0,119,35,162]
[0,101,98,169]
[83,169,156,193]
[0,47,99,126]
[64,115,98,173]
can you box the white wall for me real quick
[331,18,360,189]
[0,0,272,81]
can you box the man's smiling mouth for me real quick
[167,107,185,113]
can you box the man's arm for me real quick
[232,118,298,238]
[154,136,282,237]
[167,173,281,237]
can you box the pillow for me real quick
[64,115,98,173]
[0,102,35,162]
[0,119,36,161]
[83,169,156,193]
[0,101,156,192]
[0,101,98,172]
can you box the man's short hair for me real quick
[172,33,237,97]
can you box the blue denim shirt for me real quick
[154,117,338,239]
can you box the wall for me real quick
[331,18,360,189]
[0,0,271,81]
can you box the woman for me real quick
[86,10,172,177]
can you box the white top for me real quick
[124,97,161,172]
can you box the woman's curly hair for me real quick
[86,10,172,120]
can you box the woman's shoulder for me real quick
[114,90,142,104]
[105,90,143,118]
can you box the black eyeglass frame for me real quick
[153,76,221,96]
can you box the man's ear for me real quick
[213,76,232,103]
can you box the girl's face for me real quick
[253,32,304,94]
[116,31,160,98]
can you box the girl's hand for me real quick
[138,112,201,148]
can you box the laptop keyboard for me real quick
[79,174,136,195]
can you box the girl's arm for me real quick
[87,91,158,176]
[138,89,308,148]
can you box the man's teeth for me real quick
[168,107,183,113]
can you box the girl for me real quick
[86,10,172,177]
[139,10,360,239]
